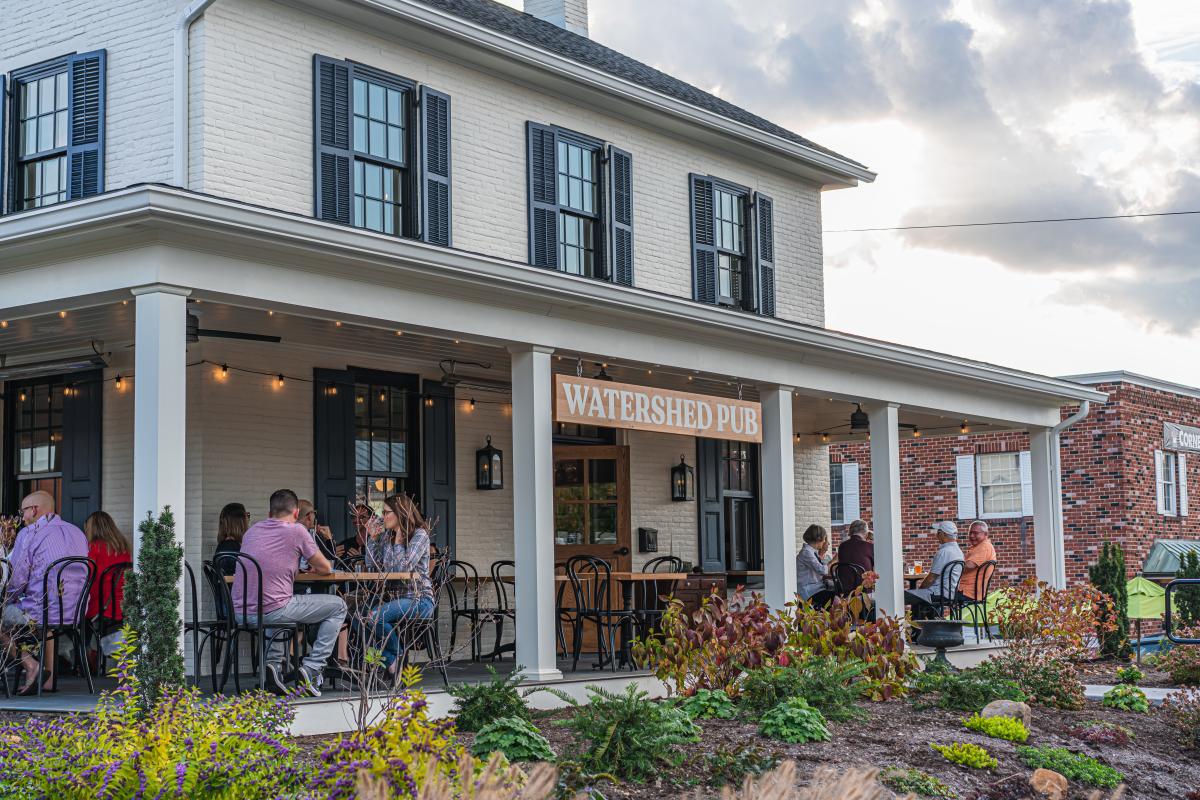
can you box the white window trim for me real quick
[974,451,1032,520]
[829,461,859,526]
[1158,449,1179,517]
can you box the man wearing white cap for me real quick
[904,521,965,620]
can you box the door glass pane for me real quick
[555,503,584,545]
[553,459,584,500]
[589,504,617,545]
[589,459,617,500]
[355,427,371,471]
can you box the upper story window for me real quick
[314,56,452,247]
[527,122,634,287]
[1156,449,1189,517]
[4,51,106,214]
[690,175,775,316]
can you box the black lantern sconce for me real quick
[670,455,694,502]
[476,435,504,490]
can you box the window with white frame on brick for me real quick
[1155,449,1189,517]
[955,451,1032,520]
[828,461,859,526]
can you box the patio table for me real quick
[904,573,923,589]
[609,571,687,668]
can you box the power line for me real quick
[823,209,1200,234]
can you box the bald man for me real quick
[3,491,88,692]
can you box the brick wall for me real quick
[828,379,1200,588]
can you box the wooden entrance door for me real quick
[553,445,631,656]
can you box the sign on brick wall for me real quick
[1165,422,1200,454]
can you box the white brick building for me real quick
[0,0,1102,683]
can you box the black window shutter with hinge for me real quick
[313,368,356,544]
[689,174,717,304]
[67,50,105,200]
[607,144,634,286]
[754,192,776,317]
[60,370,103,528]
[314,55,352,225]
[419,86,452,247]
[527,122,559,268]
[421,380,456,554]
[696,438,725,573]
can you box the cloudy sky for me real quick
[508,0,1200,385]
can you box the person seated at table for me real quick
[345,502,373,557]
[213,502,250,576]
[232,489,346,697]
[2,491,89,694]
[83,511,132,664]
[358,494,435,681]
[297,499,338,563]
[904,521,964,620]
[957,520,997,603]
[796,524,836,607]
[835,519,874,592]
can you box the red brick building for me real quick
[828,372,1199,587]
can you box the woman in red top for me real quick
[84,511,131,621]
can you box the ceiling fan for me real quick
[186,302,281,344]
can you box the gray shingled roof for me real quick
[415,0,867,170]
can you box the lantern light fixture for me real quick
[476,435,504,490]
[670,455,695,502]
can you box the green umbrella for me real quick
[1126,575,1166,664]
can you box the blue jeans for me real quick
[362,597,435,667]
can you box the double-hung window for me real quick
[955,451,1032,519]
[690,174,776,316]
[527,122,634,286]
[1156,449,1188,517]
[828,461,860,526]
[4,51,106,214]
[314,56,452,246]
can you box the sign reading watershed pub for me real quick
[1165,421,1200,454]
[554,375,763,443]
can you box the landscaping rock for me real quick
[981,699,1032,728]
[1029,768,1068,800]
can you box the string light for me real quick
[335,321,343,328]
[267,310,274,316]
[912,426,922,438]
[114,374,123,389]
[18,391,26,402]
[58,311,67,319]
[121,300,128,306]
[276,374,285,388]
[220,363,229,377]
[395,330,403,336]
[821,433,830,443]
[0,321,7,328]
[469,397,476,410]
[960,419,970,434]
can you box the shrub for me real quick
[447,665,532,733]
[992,579,1114,662]
[1115,664,1143,685]
[1163,686,1200,749]
[759,697,830,744]
[309,667,465,798]
[880,767,955,798]
[1088,541,1131,659]
[700,743,781,788]
[679,687,736,719]
[1175,550,1200,629]
[963,713,1029,742]
[122,507,185,711]
[1067,720,1134,747]
[1155,632,1200,685]
[1016,746,1123,788]
[1101,683,1150,713]
[0,633,301,799]
[545,684,699,781]
[976,651,1084,710]
[786,656,870,722]
[471,716,555,763]
[740,666,805,719]
[910,661,1026,712]
[930,742,997,769]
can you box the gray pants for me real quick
[240,594,347,674]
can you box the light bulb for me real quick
[960,420,970,434]
[58,311,67,319]
[469,398,476,410]
[912,427,922,438]
[114,375,123,389]
[220,363,229,378]
[276,374,285,388]
[0,320,7,328]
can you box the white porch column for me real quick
[509,345,562,681]
[867,403,904,617]
[760,385,797,609]
[1029,426,1066,587]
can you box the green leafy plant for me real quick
[1156,630,1200,685]
[700,743,781,789]
[976,650,1084,710]
[1175,550,1200,629]
[122,507,185,712]
[910,660,1026,712]
[992,579,1114,662]
[739,666,804,719]
[1102,683,1150,713]
[1088,541,1131,658]
[963,713,1029,742]
[758,697,830,744]
[679,687,736,719]
[0,632,302,799]
[1016,746,1123,788]
[740,658,870,722]
[543,684,699,782]
[1163,686,1200,749]
[880,767,956,798]
[1067,720,1134,747]
[447,664,531,733]
[930,742,997,769]
[471,716,555,763]
[1115,665,1143,685]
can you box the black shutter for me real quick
[421,380,456,554]
[66,50,105,200]
[689,174,717,303]
[314,56,352,225]
[607,144,634,286]
[419,86,452,247]
[60,370,102,527]
[526,121,558,268]
[697,438,725,573]
[313,368,356,543]
[754,192,776,317]
[0,74,6,214]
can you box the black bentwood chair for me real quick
[188,561,232,692]
[956,560,998,641]
[93,561,132,676]
[443,560,483,662]
[481,560,517,661]
[14,556,97,697]
[635,556,684,638]
[565,555,638,673]
[832,562,866,596]
[212,552,299,694]
[926,560,965,620]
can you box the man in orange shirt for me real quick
[957,521,997,602]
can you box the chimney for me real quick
[524,0,588,37]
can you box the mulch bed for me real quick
[1076,658,1175,689]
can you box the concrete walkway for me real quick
[1084,684,1181,706]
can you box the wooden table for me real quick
[904,573,924,590]
[609,572,688,667]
